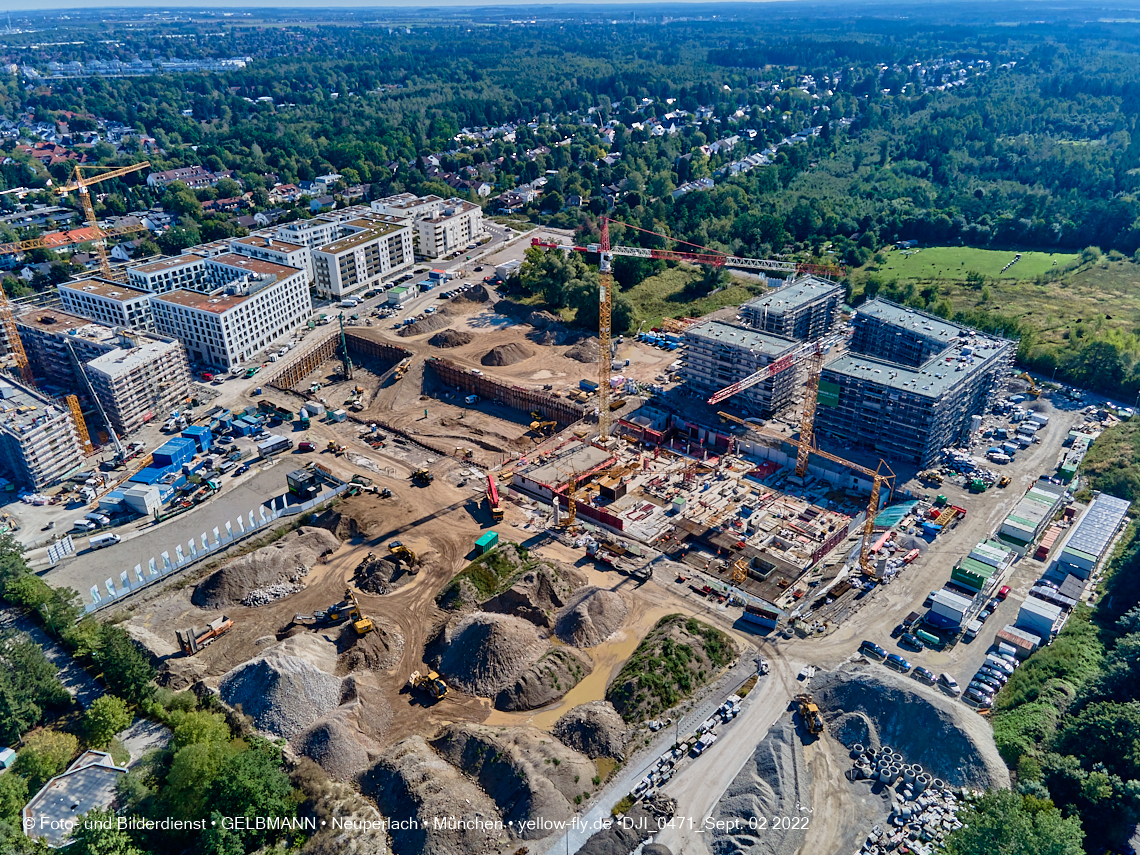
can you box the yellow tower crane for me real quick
[54,161,151,281]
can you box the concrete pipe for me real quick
[890,765,902,782]
[903,767,917,783]
[852,745,864,759]
[892,753,903,764]
[881,745,894,757]
[879,768,892,783]
[915,775,930,793]
[933,779,945,791]
[911,764,923,777]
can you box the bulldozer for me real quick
[327,440,348,455]
[794,693,824,735]
[411,469,434,486]
[408,669,449,701]
[176,615,233,655]
[998,476,1011,488]
[343,587,373,636]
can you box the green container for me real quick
[916,629,939,646]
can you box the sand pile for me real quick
[353,553,409,594]
[335,619,405,674]
[193,527,338,609]
[481,341,534,366]
[555,588,627,647]
[453,284,491,303]
[431,723,597,839]
[496,647,592,711]
[314,494,387,540]
[429,612,547,697]
[293,717,375,782]
[527,309,561,329]
[219,650,344,739]
[811,664,1010,788]
[359,736,508,855]
[552,701,628,759]
[481,561,585,629]
[397,312,451,337]
[565,337,600,363]
[428,328,474,348]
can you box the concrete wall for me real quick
[427,357,585,427]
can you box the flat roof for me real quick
[59,279,150,303]
[209,253,298,278]
[855,298,965,342]
[824,337,1011,398]
[22,751,126,847]
[743,275,842,315]
[0,376,67,430]
[154,288,245,314]
[130,254,205,274]
[86,338,182,379]
[684,320,798,356]
[519,440,615,489]
[1061,494,1130,563]
[231,234,305,251]
[319,221,402,254]
[16,309,118,343]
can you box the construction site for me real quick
[92,218,1095,855]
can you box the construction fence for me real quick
[427,357,586,427]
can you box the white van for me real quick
[340,298,360,308]
[85,512,110,526]
[71,519,96,532]
[89,533,121,550]
[964,619,983,641]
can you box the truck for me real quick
[176,615,233,655]
[257,435,294,457]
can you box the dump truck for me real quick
[411,469,434,485]
[794,693,824,735]
[350,474,373,487]
[176,615,233,655]
[408,669,449,701]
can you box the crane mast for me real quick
[598,218,612,440]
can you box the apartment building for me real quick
[681,321,799,416]
[814,300,1014,466]
[311,215,414,298]
[0,377,83,490]
[127,254,209,294]
[228,234,312,282]
[741,275,842,342]
[15,310,120,397]
[273,205,374,249]
[415,198,483,258]
[85,337,193,435]
[58,279,154,332]
[370,192,444,220]
[151,260,311,369]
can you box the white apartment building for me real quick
[85,337,193,435]
[415,198,483,258]
[371,192,444,220]
[127,254,209,294]
[0,378,83,490]
[229,234,313,282]
[273,206,374,249]
[151,260,311,369]
[311,215,414,298]
[58,279,154,332]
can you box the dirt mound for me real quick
[219,650,345,739]
[810,664,1010,788]
[353,552,412,594]
[428,328,474,348]
[359,736,508,855]
[291,758,390,855]
[555,587,627,647]
[527,309,561,329]
[527,328,568,346]
[314,494,387,540]
[293,716,376,782]
[552,701,628,759]
[481,561,585,629]
[579,794,677,855]
[565,337,600,363]
[607,614,738,723]
[481,341,534,366]
[496,646,592,711]
[335,619,405,675]
[429,612,547,697]
[193,527,338,609]
[453,284,490,303]
[709,716,812,855]
[398,311,452,337]
[431,723,597,839]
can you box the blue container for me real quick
[579,379,599,392]
[182,425,212,453]
[152,437,196,468]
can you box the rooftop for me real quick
[519,440,616,489]
[154,288,245,314]
[22,751,127,847]
[16,309,118,343]
[0,377,68,433]
[231,234,304,251]
[743,275,842,315]
[86,337,183,379]
[855,299,965,342]
[824,336,1010,398]
[685,320,798,356]
[209,253,299,279]
[1062,493,1130,561]
[59,278,150,303]
[130,254,206,274]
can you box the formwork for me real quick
[427,357,585,427]
[266,332,412,391]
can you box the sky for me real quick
[0,0,676,9]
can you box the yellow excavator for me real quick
[343,587,373,635]
[408,669,449,701]
[529,419,557,435]
[1018,372,1041,398]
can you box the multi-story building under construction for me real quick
[680,321,798,416]
[740,275,843,342]
[814,300,1015,466]
[0,377,83,490]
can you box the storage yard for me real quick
[83,277,1132,855]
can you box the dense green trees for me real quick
[943,791,1084,855]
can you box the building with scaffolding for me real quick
[14,310,120,399]
[0,377,83,490]
[85,338,193,436]
[814,300,1014,466]
[58,279,154,332]
[740,275,842,341]
[680,321,798,416]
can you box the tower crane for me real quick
[530,221,843,442]
[718,410,894,576]
[54,161,151,281]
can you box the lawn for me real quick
[877,246,1080,281]
[620,265,765,330]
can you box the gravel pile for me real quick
[428,328,474,348]
[453,284,491,303]
[555,587,627,647]
[429,612,547,697]
[481,341,534,366]
[193,527,338,609]
[579,794,676,855]
[565,337,600,363]
[495,646,592,711]
[526,309,561,328]
[353,554,408,594]
[481,561,585,629]
[397,312,452,337]
[242,582,304,607]
[552,701,628,759]
[293,717,374,782]
[335,619,405,674]
[219,650,344,738]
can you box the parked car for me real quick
[859,640,888,660]
[972,673,1002,691]
[977,666,1008,684]
[937,673,961,697]
[217,436,235,446]
[963,688,993,708]
[923,591,938,608]
[987,598,1001,612]
[997,585,1011,600]
[911,667,937,685]
[234,464,250,476]
[978,609,992,623]
[890,623,907,638]
[885,653,912,673]
[899,633,925,652]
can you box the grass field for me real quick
[621,266,765,330]
[877,246,1081,280]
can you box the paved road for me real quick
[0,607,102,708]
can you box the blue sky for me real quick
[0,1,629,9]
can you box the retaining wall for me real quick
[427,357,585,427]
